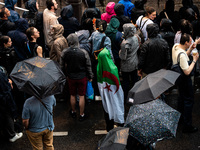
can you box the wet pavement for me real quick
[1,88,200,150]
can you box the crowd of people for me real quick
[0,0,200,149]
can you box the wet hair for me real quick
[98,20,107,33]
[26,27,35,41]
[0,7,6,18]
[0,35,10,47]
[180,33,190,45]
[46,0,54,10]
[81,18,93,32]
[145,6,155,16]
[180,19,193,35]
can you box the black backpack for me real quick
[0,47,18,74]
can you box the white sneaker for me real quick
[9,132,23,142]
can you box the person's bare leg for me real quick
[70,95,76,112]
[79,95,85,115]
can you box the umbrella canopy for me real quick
[10,56,66,99]
[127,69,180,105]
[98,127,129,150]
[125,99,181,146]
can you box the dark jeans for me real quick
[92,60,100,97]
[0,112,15,139]
[121,70,138,101]
[177,75,194,127]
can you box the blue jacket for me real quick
[118,0,135,19]
[5,0,20,22]
[7,18,29,60]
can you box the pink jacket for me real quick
[101,2,116,23]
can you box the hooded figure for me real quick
[120,23,139,72]
[131,0,146,24]
[138,23,170,75]
[81,0,101,25]
[22,0,39,27]
[160,18,175,64]
[76,30,91,54]
[101,2,116,23]
[5,0,20,22]
[49,24,68,63]
[7,18,29,60]
[23,0,38,18]
[118,0,135,19]
[179,0,199,19]
[119,23,140,100]
[111,3,131,32]
[58,5,80,38]
[60,33,93,121]
[105,18,123,70]
[158,0,180,32]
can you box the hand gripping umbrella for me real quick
[127,69,180,105]
[10,57,66,99]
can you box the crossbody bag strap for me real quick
[37,98,53,116]
[140,17,149,30]
[100,36,106,49]
[177,52,185,63]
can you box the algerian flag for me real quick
[97,48,124,124]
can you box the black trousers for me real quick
[0,112,15,139]
[103,109,124,132]
[177,75,194,127]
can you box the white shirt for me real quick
[136,15,154,41]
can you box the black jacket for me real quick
[0,19,16,35]
[0,46,18,74]
[58,5,80,38]
[138,24,170,74]
[60,34,93,80]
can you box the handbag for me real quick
[171,52,195,76]
[171,52,185,75]
[93,36,106,60]
[86,81,94,100]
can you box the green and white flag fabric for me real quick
[97,48,124,124]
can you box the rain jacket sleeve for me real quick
[50,42,62,63]
[83,49,93,79]
[138,42,148,70]
[104,37,114,61]
[60,49,67,75]
[119,41,128,60]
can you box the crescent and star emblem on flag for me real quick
[102,71,119,94]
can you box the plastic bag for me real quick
[86,81,94,100]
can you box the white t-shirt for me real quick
[136,15,154,41]
[172,44,189,70]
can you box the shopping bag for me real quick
[86,81,94,100]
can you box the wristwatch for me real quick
[192,60,196,64]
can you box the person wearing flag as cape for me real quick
[97,47,124,132]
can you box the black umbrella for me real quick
[127,69,180,105]
[98,127,129,150]
[10,56,66,99]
